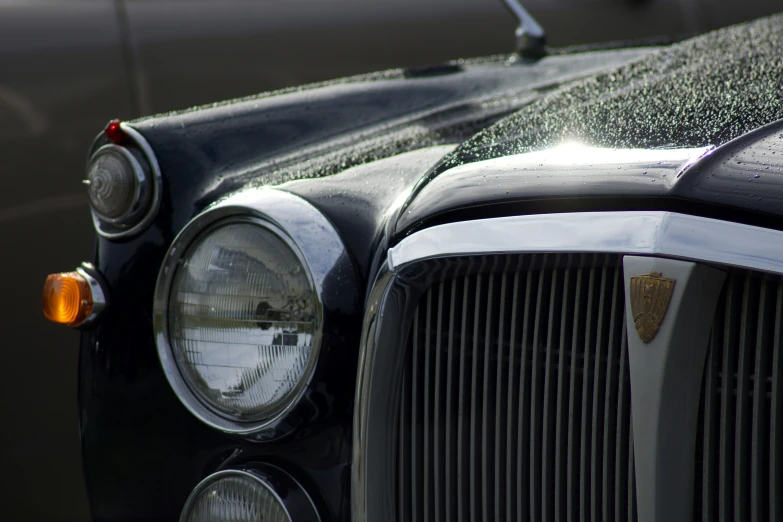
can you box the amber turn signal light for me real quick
[42,272,93,326]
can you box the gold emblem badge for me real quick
[630,271,676,343]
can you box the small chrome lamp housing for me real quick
[86,123,162,239]
[179,466,320,522]
[154,188,357,439]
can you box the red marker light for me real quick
[104,119,128,144]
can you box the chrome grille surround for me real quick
[354,211,783,522]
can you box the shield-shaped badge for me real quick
[630,271,676,343]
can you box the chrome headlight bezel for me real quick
[154,188,350,439]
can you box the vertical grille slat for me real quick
[517,268,536,522]
[734,278,757,522]
[482,271,496,522]
[423,288,433,522]
[567,263,587,522]
[494,267,511,522]
[750,279,770,522]
[541,260,563,522]
[695,271,783,522]
[444,277,457,522]
[529,259,550,522]
[602,265,622,522]
[769,284,783,522]
[580,263,599,522]
[506,268,522,522]
[591,263,611,522]
[718,278,739,522]
[398,340,410,522]
[771,284,783,522]
[628,429,636,522]
[469,272,483,522]
[433,283,445,522]
[410,308,421,522]
[456,271,471,522]
[699,317,721,522]
[554,263,575,522]
[397,254,633,522]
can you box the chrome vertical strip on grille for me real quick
[469,271,482,522]
[505,268,521,521]
[457,266,470,522]
[445,276,458,522]
[423,287,432,522]
[411,307,420,522]
[494,267,510,522]
[566,262,585,522]
[395,254,636,522]
[516,268,534,522]
[528,259,547,522]
[579,262,598,522]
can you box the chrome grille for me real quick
[396,254,637,522]
[695,270,783,522]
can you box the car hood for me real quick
[123,47,655,238]
[395,13,783,238]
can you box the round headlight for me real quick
[180,470,290,522]
[168,221,318,423]
[155,188,358,437]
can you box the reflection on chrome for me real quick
[390,211,783,276]
[396,144,716,235]
[455,142,711,171]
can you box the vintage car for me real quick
[16,1,771,517]
[43,5,783,522]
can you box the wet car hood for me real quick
[433,13,783,170]
[396,13,783,238]
[124,47,656,239]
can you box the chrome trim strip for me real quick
[153,187,353,438]
[91,123,162,239]
[352,267,401,522]
[389,211,783,275]
[75,265,107,327]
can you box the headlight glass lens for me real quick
[180,472,291,522]
[169,222,318,423]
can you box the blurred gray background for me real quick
[0,0,779,520]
